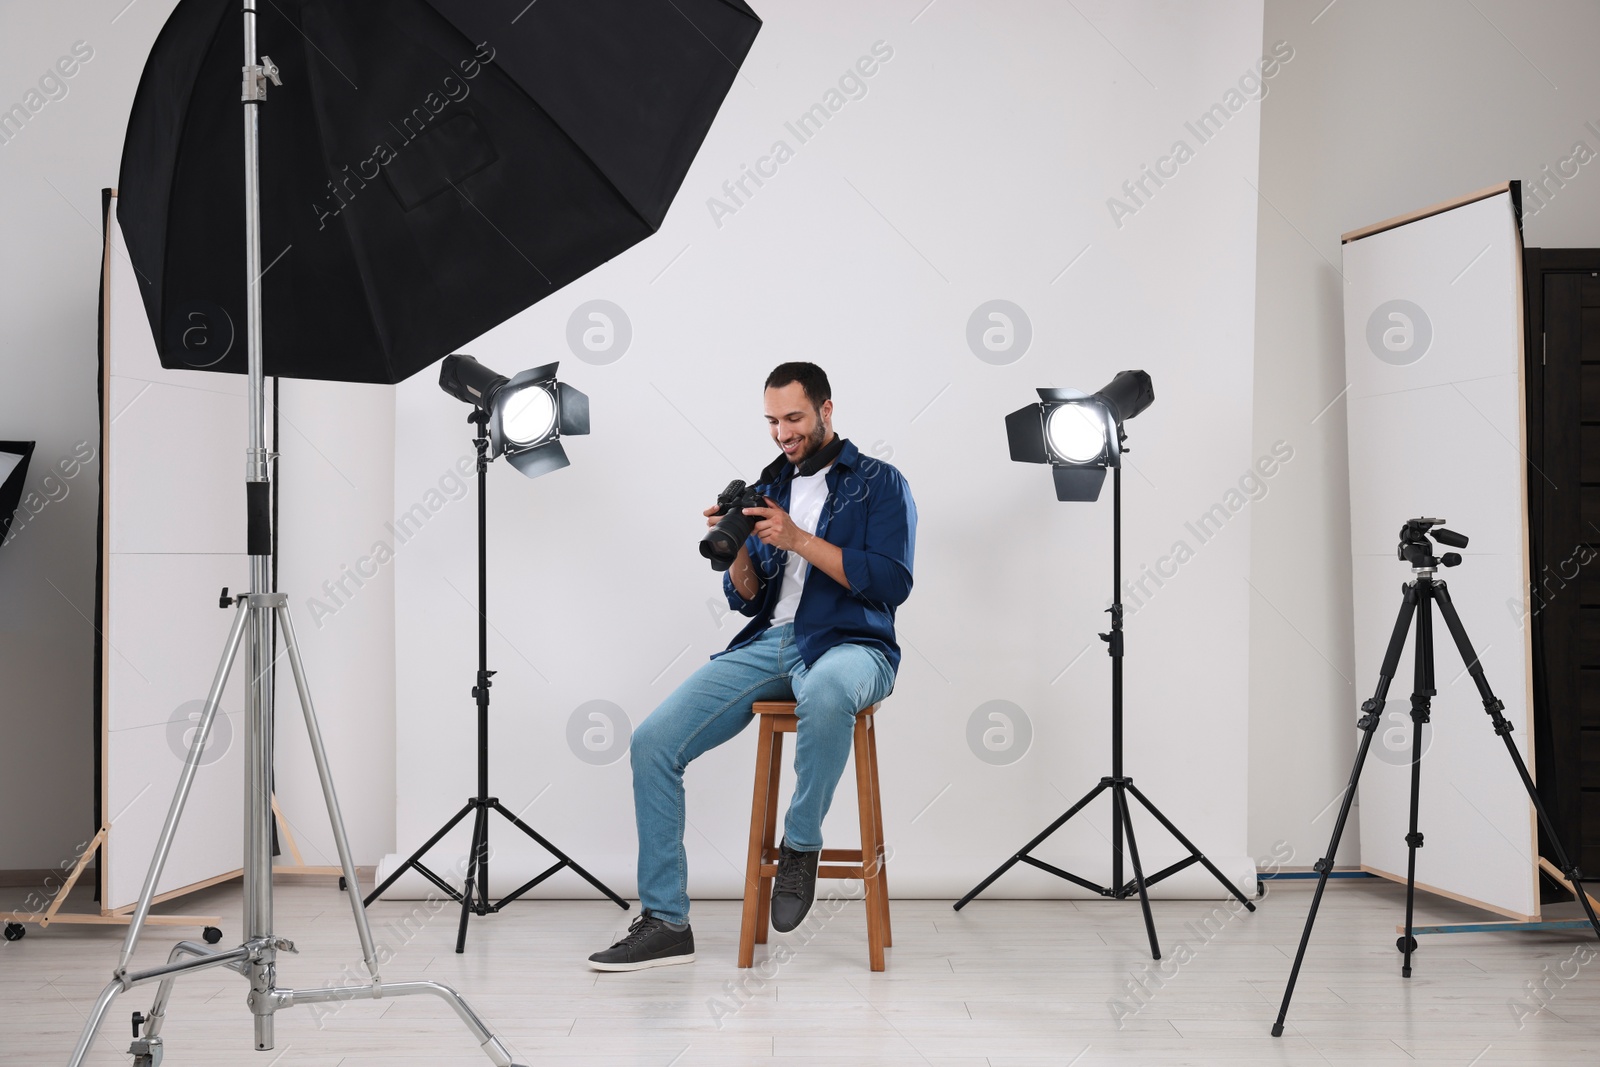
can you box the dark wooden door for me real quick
[1524,249,1600,882]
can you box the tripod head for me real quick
[1397,516,1467,571]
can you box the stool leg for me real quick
[853,715,886,971]
[739,716,778,968]
[755,730,784,946]
[866,715,891,949]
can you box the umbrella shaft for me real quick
[242,6,268,505]
[240,5,275,1052]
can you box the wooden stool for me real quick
[737,699,891,971]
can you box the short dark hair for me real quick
[764,362,831,411]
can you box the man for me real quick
[589,362,917,970]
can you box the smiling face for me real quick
[764,381,833,466]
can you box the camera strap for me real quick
[755,434,849,490]
[795,434,847,477]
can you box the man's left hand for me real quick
[743,496,811,554]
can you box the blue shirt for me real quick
[716,439,916,672]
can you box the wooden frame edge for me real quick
[1341,181,1513,244]
[1360,864,1538,922]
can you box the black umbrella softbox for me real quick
[118,0,759,384]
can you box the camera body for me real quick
[1397,516,1468,570]
[699,479,769,571]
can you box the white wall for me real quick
[273,379,397,869]
[0,2,166,871]
[1249,0,1600,868]
[387,0,1267,900]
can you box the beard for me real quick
[791,419,830,464]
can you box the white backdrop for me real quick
[102,196,245,909]
[380,0,1267,900]
[1344,188,1538,920]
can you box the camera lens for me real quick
[699,495,760,571]
[699,526,744,569]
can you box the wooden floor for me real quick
[3,877,1599,1065]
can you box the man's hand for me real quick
[743,497,810,553]
[745,495,851,590]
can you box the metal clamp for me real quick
[242,56,282,102]
[246,935,298,956]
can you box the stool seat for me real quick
[738,699,890,971]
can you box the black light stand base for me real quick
[953,774,1256,960]
[365,793,628,954]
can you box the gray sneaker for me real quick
[588,913,695,971]
[771,838,820,933]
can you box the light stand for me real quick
[66,10,527,1065]
[364,408,627,950]
[954,465,1257,954]
[1270,518,1600,1036]
[956,371,1256,958]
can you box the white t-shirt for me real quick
[768,463,833,627]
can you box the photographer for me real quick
[589,362,917,970]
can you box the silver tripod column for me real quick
[240,3,278,1051]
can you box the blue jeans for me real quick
[629,623,895,925]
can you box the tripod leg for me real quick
[1400,698,1426,978]
[457,804,488,953]
[1273,581,1417,1037]
[365,801,475,906]
[64,980,125,1067]
[116,601,250,975]
[281,979,527,1066]
[490,801,630,909]
[476,800,491,914]
[1123,783,1256,910]
[1433,583,1600,943]
[1113,782,1161,960]
[276,603,381,979]
[142,941,237,1039]
[1400,588,1434,978]
[1273,717,1383,1036]
[953,779,1111,910]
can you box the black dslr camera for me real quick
[699,479,768,571]
[1397,516,1468,569]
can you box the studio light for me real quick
[962,368,1259,957]
[438,355,590,479]
[1004,370,1155,501]
[375,351,625,949]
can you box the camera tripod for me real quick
[363,410,627,950]
[1271,518,1600,1037]
[954,464,1257,958]
[66,11,527,1064]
